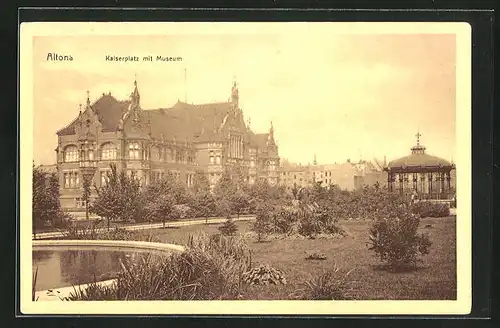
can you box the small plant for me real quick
[294,266,353,300]
[218,217,238,236]
[242,264,287,285]
[304,251,327,260]
[368,206,432,271]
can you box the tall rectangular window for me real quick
[129,143,140,159]
[101,143,117,160]
[64,172,79,188]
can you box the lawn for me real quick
[136,216,457,300]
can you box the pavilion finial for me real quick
[415,130,422,146]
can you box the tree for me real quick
[231,163,247,191]
[90,164,142,228]
[192,170,210,194]
[252,203,274,242]
[193,186,217,224]
[213,168,237,202]
[33,166,65,236]
[146,172,190,205]
[230,189,250,219]
[218,217,238,236]
[143,193,176,228]
[216,198,232,219]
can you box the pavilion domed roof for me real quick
[387,152,452,169]
[386,133,453,170]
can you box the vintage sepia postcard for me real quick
[20,21,471,315]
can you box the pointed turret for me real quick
[267,121,276,146]
[131,76,141,106]
[231,78,239,109]
[86,90,91,108]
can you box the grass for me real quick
[141,216,456,300]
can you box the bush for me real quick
[218,217,238,236]
[297,216,322,239]
[172,204,193,220]
[52,211,74,229]
[98,227,136,240]
[296,202,345,239]
[368,205,432,271]
[411,201,450,218]
[272,206,299,235]
[63,219,103,240]
[293,266,353,300]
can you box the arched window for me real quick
[129,142,140,160]
[101,142,117,160]
[64,145,79,162]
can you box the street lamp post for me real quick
[80,160,97,222]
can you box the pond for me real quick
[32,248,165,291]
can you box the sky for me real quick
[32,29,457,166]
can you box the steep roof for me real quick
[58,94,269,149]
[57,94,129,135]
[250,133,270,151]
[147,101,233,141]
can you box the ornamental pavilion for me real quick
[384,132,455,200]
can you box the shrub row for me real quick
[252,201,346,242]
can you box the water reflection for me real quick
[32,250,140,291]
